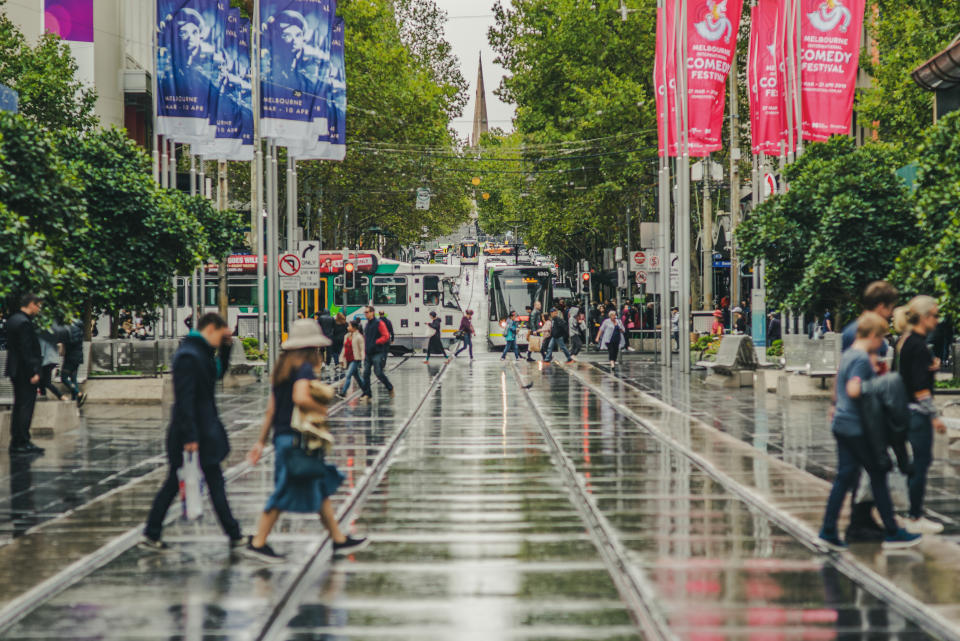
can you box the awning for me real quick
[911,34,960,91]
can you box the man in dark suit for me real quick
[5,294,43,455]
[140,312,245,552]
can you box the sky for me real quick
[433,0,515,141]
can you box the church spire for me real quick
[471,52,489,147]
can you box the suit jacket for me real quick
[166,333,232,467]
[5,311,41,381]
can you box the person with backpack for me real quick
[597,310,625,369]
[543,308,574,364]
[500,311,521,361]
[454,310,476,359]
[60,319,86,407]
[360,306,394,400]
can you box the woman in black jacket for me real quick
[424,311,447,363]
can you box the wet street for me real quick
[0,271,958,640]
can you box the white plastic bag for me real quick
[178,450,204,521]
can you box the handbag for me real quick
[283,436,330,480]
[528,334,542,353]
[178,450,204,521]
[453,329,465,340]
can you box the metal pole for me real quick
[286,154,296,328]
[784,2,796,164]
[729,51,742,321]
[676,0,691,374]
[794,0,804,158]
[217,160,229,320]
[269,139,281,368]
[151,1,160,187]
[702,156,713,310]
[160,136,168,189]
[252,0,264,349]
[189,154,197,195]
[168,139,176,189]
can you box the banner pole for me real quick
[729,50,741,323]
[656,0,672,367]
[160,136,168,189]
[151,1,159,186]
[269,139,280,365]
[286,154,296,327]
[252,0,265,350]
[794,0,804,158]
[676,0,691,374]
[784,0,796,164]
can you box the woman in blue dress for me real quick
[244,319,368,563]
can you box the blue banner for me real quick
[156,0,225,142]
[260,0,332,144]
[292,15,345,160]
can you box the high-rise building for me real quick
[471,53,489,147]
[4,1,154,146]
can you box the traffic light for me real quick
[344,260,357,289]
[579,271,591,294]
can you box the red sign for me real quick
[316,253,378,274]
[748,0,795,155]
[799,0,865,141]
[656,0,744,157]
[634,251,646,266]
[205,255,264,275]
[278,254,301,276]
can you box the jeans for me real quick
[144,462,241,542]
[501,340,520,360]
[544,336,572,362]
[362,352,393,395]
[907,411,934,519]
[10,378,37,448]
[39,364,61,399]
[61,368,81,400]
[455,334,473,358]
[340,361,363,396]
[821,433,898,537]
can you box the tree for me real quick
[857,0,960,147]
[0,203,73,315]
[736,137,917,320]
[890,111,960,323]
[57,129,206,335]
[0,112,88,315]
[0,4,98,131]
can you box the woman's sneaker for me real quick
[333,536,370,556]
[882,528,922,550]
[901,516,944,535]
[138,536,173,553]
[818,532,847,552]
[241,541,286,564]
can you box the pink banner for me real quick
[654,0,677,157]
[748,0,795,154]
[799,0,865,141]
[686,0,744,156]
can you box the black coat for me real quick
[4,311,41,382]
[166,334,232,467]
[318,312,335,339]
[62,322,84,370]
[860,373,911,474]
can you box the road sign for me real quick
[278,253,301,276]
[631,251,646,270]
[298,241,319,268]
[416,187,431,210]
[300,267,320,289]
[279,276,300,291]
[669,253,680,291]
[635,270,647,285]
[648,254,661,270]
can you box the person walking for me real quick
[424,311,447,363]
[5,294,44,455]
[500,311,521,361]
[140,313,245,552]
[330,313,348,372]
[245,319,367,562]
[818,312,920,551]
[544,308,574,364]
[60,319,86,407]
[597,310,625,368]
[37,328,65,401]
[897,296,946,535]
[529,301,543,335]
[454,310,476,359]
[317,308,336,366]
[337,319,365,398]
[671,307,680,352]
[710,310,725,337]
[360,306,394,399]
[379,311,395,351]
[529,311,552,362]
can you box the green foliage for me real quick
[0,6,97,130]
[889,111,960,324]
[858,1,960,147]
[736,137,916,318]
[0,112,88,313]
[242,337,267,361]
[766,339,783,359]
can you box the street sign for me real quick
[298,241,319,268]
[279,276,300,291]
[669,253,680,291]
[416,187,431,210]
[635,270,647,285]
[300,267,320,289]
[630,251,646,271]
[648,254,661,270]
[278,253,301,276]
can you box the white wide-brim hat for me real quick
[282,319,331,350]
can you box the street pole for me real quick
[676,0,692,374]
[729,53,741,321]
[217,160,229,319]
[657,0,672,367]
[160,137,168,189]
[252,0,265,350]
[270,140,280,365]
[702,156,713,310]
[286,155,297,329]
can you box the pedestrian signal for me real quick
[344,261,357,289]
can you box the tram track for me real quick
[252,358,451,641]
[510,362,677,641]
[564,362,960,641]
[0,357,411,637]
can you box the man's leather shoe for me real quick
[24,442,45,454]
[9,445,35,455]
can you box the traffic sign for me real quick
[279,253,301,276]
[631,250,661,272]
[279,276,300,291]
[631,251,645,268]
[649,254,661,270]
[299,241,319,268]
[300,267,320,289]
[635,270,647,285]
[669,253,680,291]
